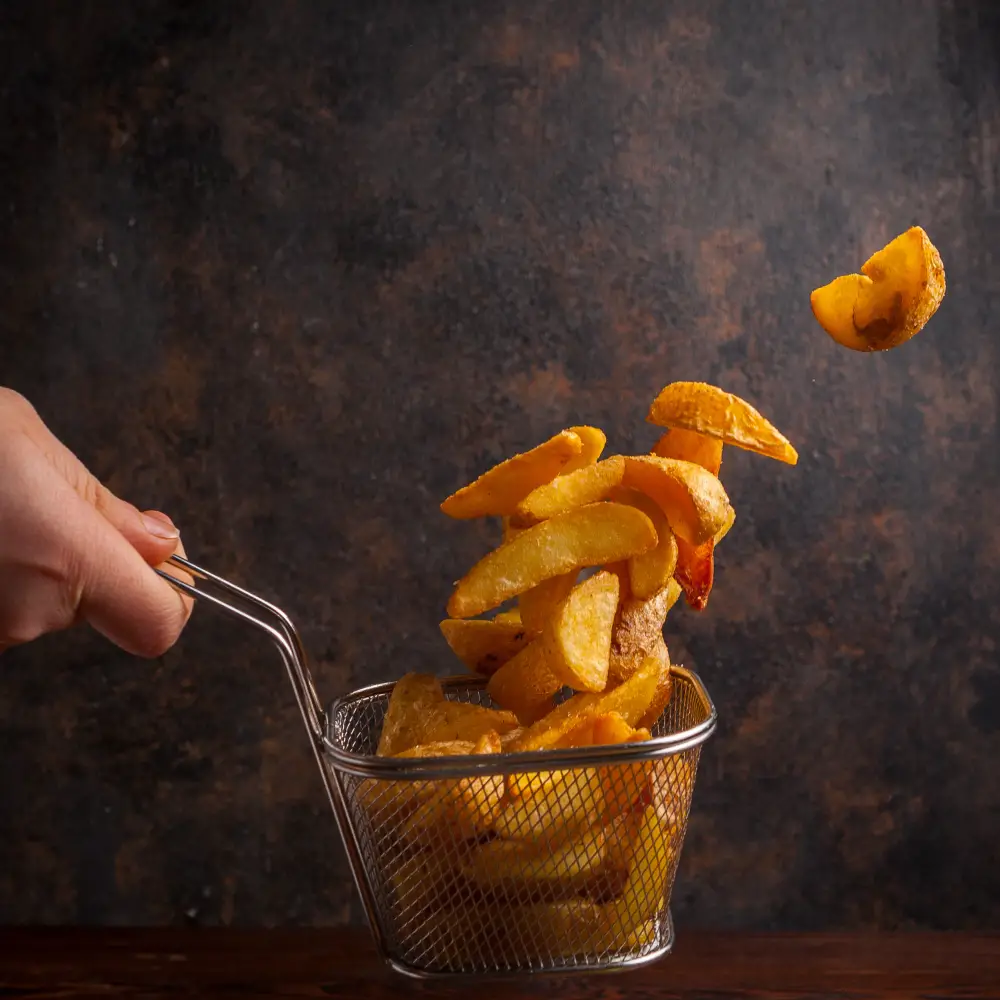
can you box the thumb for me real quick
[89,484,182,568]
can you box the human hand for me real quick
[0,388,193,656]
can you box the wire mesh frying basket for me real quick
[325,670,716,978]
[156,555,717,980]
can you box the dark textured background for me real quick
[1,0,998,930]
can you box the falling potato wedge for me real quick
[513,456,626,525]
[561,424,607,472]
[487,639,562,724]
[519,572,578,633]
[608,582,678,684]
[490,571,619,720]
[439,617,536,676]
[810,226,946,352]
[651,426,723,476]
[511,654,661,753]
[636,654,674,731]
[447,503,657,618]
[674,505,735,611]
[440,429,583,519]
[608,486,679,600]
[621,455,732,546]
[647,382,798,466]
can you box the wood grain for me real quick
[1,929,999,999]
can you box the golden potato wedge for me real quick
[544,570,619,691]
[420,700,520,744]
[518,572,578,633]
[512,654,660,753]
[494,767,605,847]
[647,382,798,466]
[462,825,607,890]
[562,425,607,472]
[513,456,626,525]
[398,737,505,845]
[621,455,732,545]
[674,505,734,611]
[608,806,674,928]
[487,640,561,725]
[601,727,654,821]
[608,582,679,685]
[377,673,445,756]
[494,608,522,625]
[636,656,674,731]
[440,430,583,519]
[447,503,656,618]
[439,617,535,676]
[651,426,723,476]
[810,226,946,353]
[608,486,679,600]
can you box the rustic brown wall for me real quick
[1,0,998,930]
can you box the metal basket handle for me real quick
[156,553,325,740]
[155,553,384,934]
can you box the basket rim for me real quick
[322,664,717,780]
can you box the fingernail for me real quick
[142,510,180,541]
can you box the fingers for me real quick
[91,487,182,568]
[73,500,193,658]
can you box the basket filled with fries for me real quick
[316,382,798,978]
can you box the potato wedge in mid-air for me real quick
[622,455,732,545]
[651,426,723,475]
[440,429,583,519]
[608,582,679,685]
[608,486,679,600]
[810,226,945,353]
[447,503,656,618]
[674,505,735,610]
[562,425,607,472]
[647,382,798,466]
[636,656,674,731]
[518,572,578,632]
[490,571,619,721]
[486,640,561,725]
[511,654,661,753]
[513,456,626,525]
[439,617,535,675]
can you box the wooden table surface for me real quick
[1,928,998,998]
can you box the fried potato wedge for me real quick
[511,654,660,753]
[421,701,520,744]
[647,382,798,466]
[513,456,626,525]
[447,503,656,618]
[377,673,444,756]
[651,426,723,476]
[492,571,619,719]
[378,674,519,755]
[462,826,607,890]
[439,617,535,676]
[621,455,732,545]
[494,767,605,847]
[487,640,561,725]
[608,806,674,928]
[440,430,583,519]
[494,608,522,625]
[810,226,946,353]
[519,572,578,633]
[608,486,679,600]
[608,582,679,685]
[398,734,505,844]
[674,505,734,610]
[562,425,607,471]
[636,656,674,731]
[544,570,619,691]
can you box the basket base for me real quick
[382,909,676,981]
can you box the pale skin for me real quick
[0,388,193,657]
